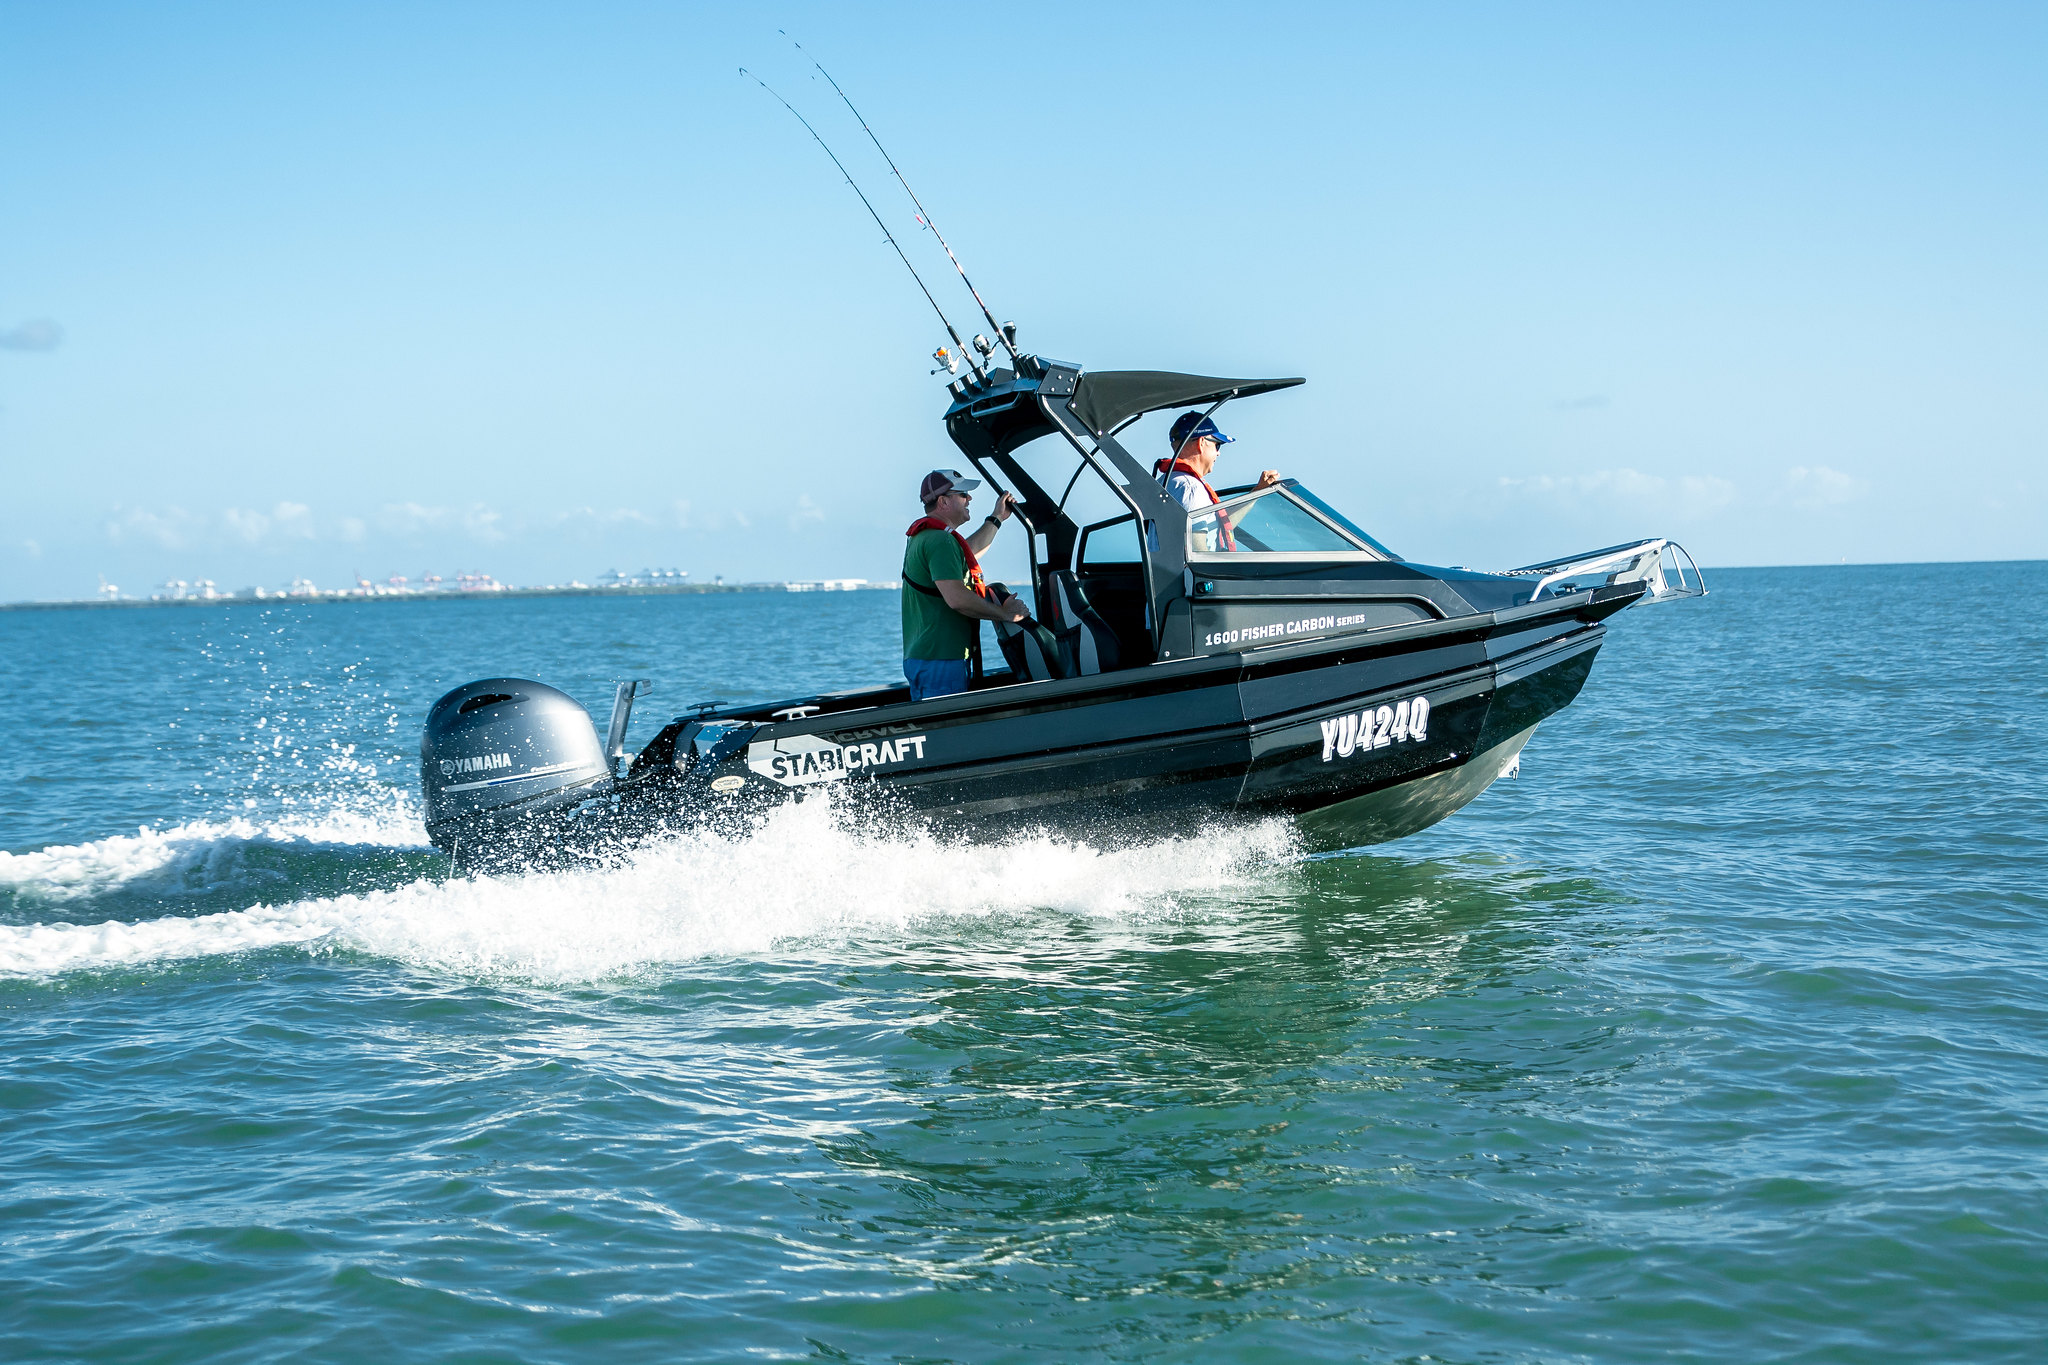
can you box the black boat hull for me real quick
[473,591,1628,861]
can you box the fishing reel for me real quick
[931,346,962,376]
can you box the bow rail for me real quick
[1506,538,1707,605]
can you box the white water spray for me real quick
[0,798,1299,982]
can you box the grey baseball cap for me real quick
[920,469,982,503]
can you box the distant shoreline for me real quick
[0,581,899,612]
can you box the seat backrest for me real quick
[994,617,1066,681]
[986,582,1066,682]
[1044,570,1122,676]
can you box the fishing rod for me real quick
[787,35,1022,368]
[740,67,982,379]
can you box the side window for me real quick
[1079,515,1143,567]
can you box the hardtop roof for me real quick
[1067,370,1305,437]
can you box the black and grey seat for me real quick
[1042,570,1122,676]
[986,583,1066,682]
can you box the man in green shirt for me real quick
[902,468,1028,700]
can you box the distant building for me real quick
[151,578,225,601]
[596,567,689,588]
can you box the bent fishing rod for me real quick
[740,67,983,379]
[787,34,1022,368]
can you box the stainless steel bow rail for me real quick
[1506,539,1708,604]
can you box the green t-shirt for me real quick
[901,529,979,662]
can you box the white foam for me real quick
[0,802,428,903]
[0,798,1299,982]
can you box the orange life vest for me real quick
[904,517,989,597]
[1153,459,1236,550]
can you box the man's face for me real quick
[1189,435,1221,475]
[934,488,973,528]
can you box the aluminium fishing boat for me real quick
[417,352,1705,863]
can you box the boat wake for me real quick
[0,804,431,905]
[0,797,1300,982]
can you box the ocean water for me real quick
[2,564,2043,1363]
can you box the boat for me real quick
[418,353,1705,864]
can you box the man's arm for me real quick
[964,491,1015,555]
[937,579,1028,622]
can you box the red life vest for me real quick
[1153,459,1236,550]
[904,517,989,597]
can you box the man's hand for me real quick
[966,493,1015,555]
[1255,470,1282,489]
[937,578,1034,624]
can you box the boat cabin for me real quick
[940,355,1529,679]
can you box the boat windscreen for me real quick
[1287,485,1401,559]
[1189,485,1400,558]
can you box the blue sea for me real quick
[3,564,2044,1363]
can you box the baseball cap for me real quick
[920,469,983,503]
[1169,412,1234,450]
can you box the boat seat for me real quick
[987,583,1066,682]
[1044,570,1122,676]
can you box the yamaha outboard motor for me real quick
[420,678,609,854]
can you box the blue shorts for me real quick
[904,657,970,702]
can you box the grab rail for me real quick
[1508,538,1707,605]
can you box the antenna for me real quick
[740,68,981,378]
[788,35,1023,367]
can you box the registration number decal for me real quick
[1321,695,1430,761]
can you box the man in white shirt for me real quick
[1151,413,1280,552]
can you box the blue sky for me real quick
[2,1,2042,599]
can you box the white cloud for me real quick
[670,497,756,533]
[0,318,61,352]
[105,506,203,549]
[787,494,825,532]
[223,501,317,544]
[92,494,703,564]
[552,506,656,532]
[373,501,508,542]
[1496,467,1737,517]
[1782,465,1869,509]
[221,507,271,543]
[272,501,315,538]
[375,502,447,535]
[462,505,506,542]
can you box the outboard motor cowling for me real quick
[420,678,608,851]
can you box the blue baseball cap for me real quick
[1169,412,1234,450]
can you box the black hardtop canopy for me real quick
[1068,370,1305,438]
[939,356,1309,662]
[942,360,1306,455]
